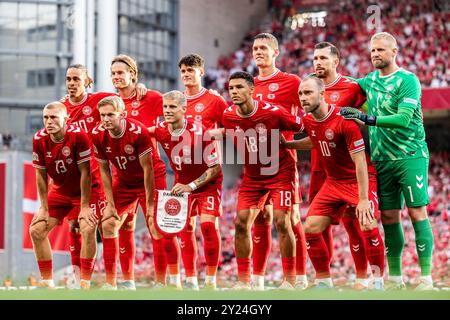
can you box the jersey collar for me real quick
[69,93,88,106]
[109,119,126,139]
[257,68,280,81]
[169,119,187,136]
[185,87,207,100]
[236,100,259,118]
[314,104,335,122]
[324,74,342,89]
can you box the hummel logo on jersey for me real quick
[106,147,112,153]
[119,247,126,254]
[371,238,380,247]
[46,152,52,158]
[352,244,360,252]
[253,236,261,244]
[69,246,75,251]
[385,246,389,254]
[180,241,185,248]
[164,143,170,149]
[311,130,316,137]
[418,244,426,252]
[129,123,142,134]
[306,241,310,250]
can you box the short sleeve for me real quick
[76,132,92,165]
[213,96,229,127]
[91,131,108,163]
[278,107,303,132]
[342,120,365,154]
[32,133,46,170]
[136,126,153,158]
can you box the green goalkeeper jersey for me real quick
[357,68,429,161]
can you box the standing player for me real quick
[151,90,223,290]
[284,76,385,289]
[62,64,147,285]
[251,33,307,290]
[221,71,301,289]
[110,55,170,288]
[30,102,97,288]
[178,54,228,289]
[341,32,434,290]
[91,96,156,290]
[312,42,374,289]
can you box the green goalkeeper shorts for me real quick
[375,158,430,210]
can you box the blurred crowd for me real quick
[89,152,449,288]
[204,0,449,100]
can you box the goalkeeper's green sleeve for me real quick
[375,106,414,128]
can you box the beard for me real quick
[373,59,390,69]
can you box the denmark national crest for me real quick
[82,105,92,115]
[124,144,134,154]
[330,92,340,102]
[62,146,71,156]
[195,103,204,112]
[268,83,279,92]
[325,128,334,140]
[255,123,267,134]
[165,198,182,216]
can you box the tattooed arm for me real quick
[171,164,221,195]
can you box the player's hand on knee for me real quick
[78,206,98,228]
[356,199,374,226]
[31,207,49,227]
[101,203,120,222]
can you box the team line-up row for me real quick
[29,31,434,291]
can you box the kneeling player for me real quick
[150,90,222,290]
[284,76,385,289]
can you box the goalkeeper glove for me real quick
[340,107,377,126]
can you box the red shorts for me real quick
[51,191,106,223]
[307,179,379,225]
[308,170,327,203]
[237,182,295,212]
[189,191,222,217]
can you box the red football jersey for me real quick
[311,74,367,173]
[185,87,228,130]
[91,118,153,187]
[32,125,91,197]
[301,105,374,182]
[254,69,302,140]
[221,100,302,183]
[154,118,222,195]
[122,90,166,179]
[63,92,116,194]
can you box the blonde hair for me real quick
[163,90,187,107]
[44,101,67,116]
[111,54,138,83]
[97,96,125,113]
[371,32,398,49]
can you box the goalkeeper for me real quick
[340,32,434,291]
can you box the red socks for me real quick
[180,230,197,277]
[305,232,331,278]
[69,231,81,274]
[362,228,385,277]
[152,237,167,283]
[342,216,368,278]
[281,256,296,284]
[164,236,180,268]
[37,259,53,280]
[236,257,251,283]
[80,258,96,281]
[252,224,271,276]
[200,222,220,276]
[119,229,136,281]
[321,225,334,261]
[102,237,118,286]
[292,222,307,275]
